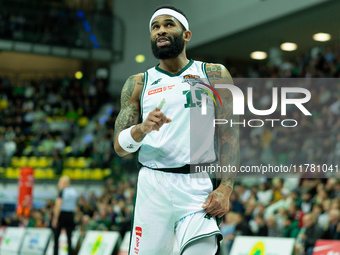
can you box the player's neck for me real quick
[158,53,189,74]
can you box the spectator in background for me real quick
[221,212,236,255]
[266,215,283,237]
[225,213,251,254]
[237,185,251,204]
[0,134,5,167]
[96,210,111,231]
[54,136,65,152]
[4,138,16,166]
[234,213,252,237]
[52,149,63,176]
[323,209,340,240]
[319,199,331,229]
[257,183,273,205]
[253,214,268,236]
[80,214,97,233]
[282,215,300,238]
[229,193,244,213]
[300,190,314,214]
[264,188,292,218]
[296,213,324,255]
[42,134,54,155]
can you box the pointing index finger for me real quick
[156,98,166,110]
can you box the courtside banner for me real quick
[20,228,51,255]
[46,229,80,255]
[0,226,6,248]
[230,236,295,255]
[118,231,130,255]
[190,78,340,179]
[312,239,340,254]
[0,227,26,255]
[78,231,120,255]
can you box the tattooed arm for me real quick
[114,74,144,157]
[114,73,171,157]
[202,64,239,218]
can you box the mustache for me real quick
[155,35,172,43]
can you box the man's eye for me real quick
[153,25,159,29]
[167,23,174,27]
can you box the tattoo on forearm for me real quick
[113,75,143,144]
[207,64,239,189]
[221,178,235,189]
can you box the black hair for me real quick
[153,5,188,31]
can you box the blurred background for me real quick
[0,0,339,254]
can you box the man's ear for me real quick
[183,30,192,42]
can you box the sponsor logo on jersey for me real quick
[151,78,162,86]
[148,85,175,95]
[182,74,201,86]
[127,144,134,149]
[134,226,143,254]
[135,226,142,237]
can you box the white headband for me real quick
[149,8,189,33]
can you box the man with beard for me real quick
[114,5,238,255]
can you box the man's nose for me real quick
[157,26,167,36]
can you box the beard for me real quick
[151,33,185,59]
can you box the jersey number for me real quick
[182,90,207,108]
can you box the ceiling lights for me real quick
[250,51,267,60]
[313,33,331,42]
[280,42,298,51]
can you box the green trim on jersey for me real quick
[140,71,148,121]
[179,231,222,255]
[155,59,194,77]
[128,179,138,255]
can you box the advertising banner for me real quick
[230,236,295,255]
[20,228,51,255]
[0,226,7,248]
[78,231,120,255]
[313,240,340,255]
[0,227,26,255]
[45,229,80,255]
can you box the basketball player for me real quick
[114,5,239,255]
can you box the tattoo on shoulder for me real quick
[206,64,233,85]
[137,74,144,86]
[206,64,222,80]
[120,76,137,107]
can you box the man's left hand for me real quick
[52,218,58,228]
[202,186,232,218]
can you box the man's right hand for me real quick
[139,107,172,134]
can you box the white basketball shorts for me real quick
[128,167,222,255]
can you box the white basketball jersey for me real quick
[138,60,217,169]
